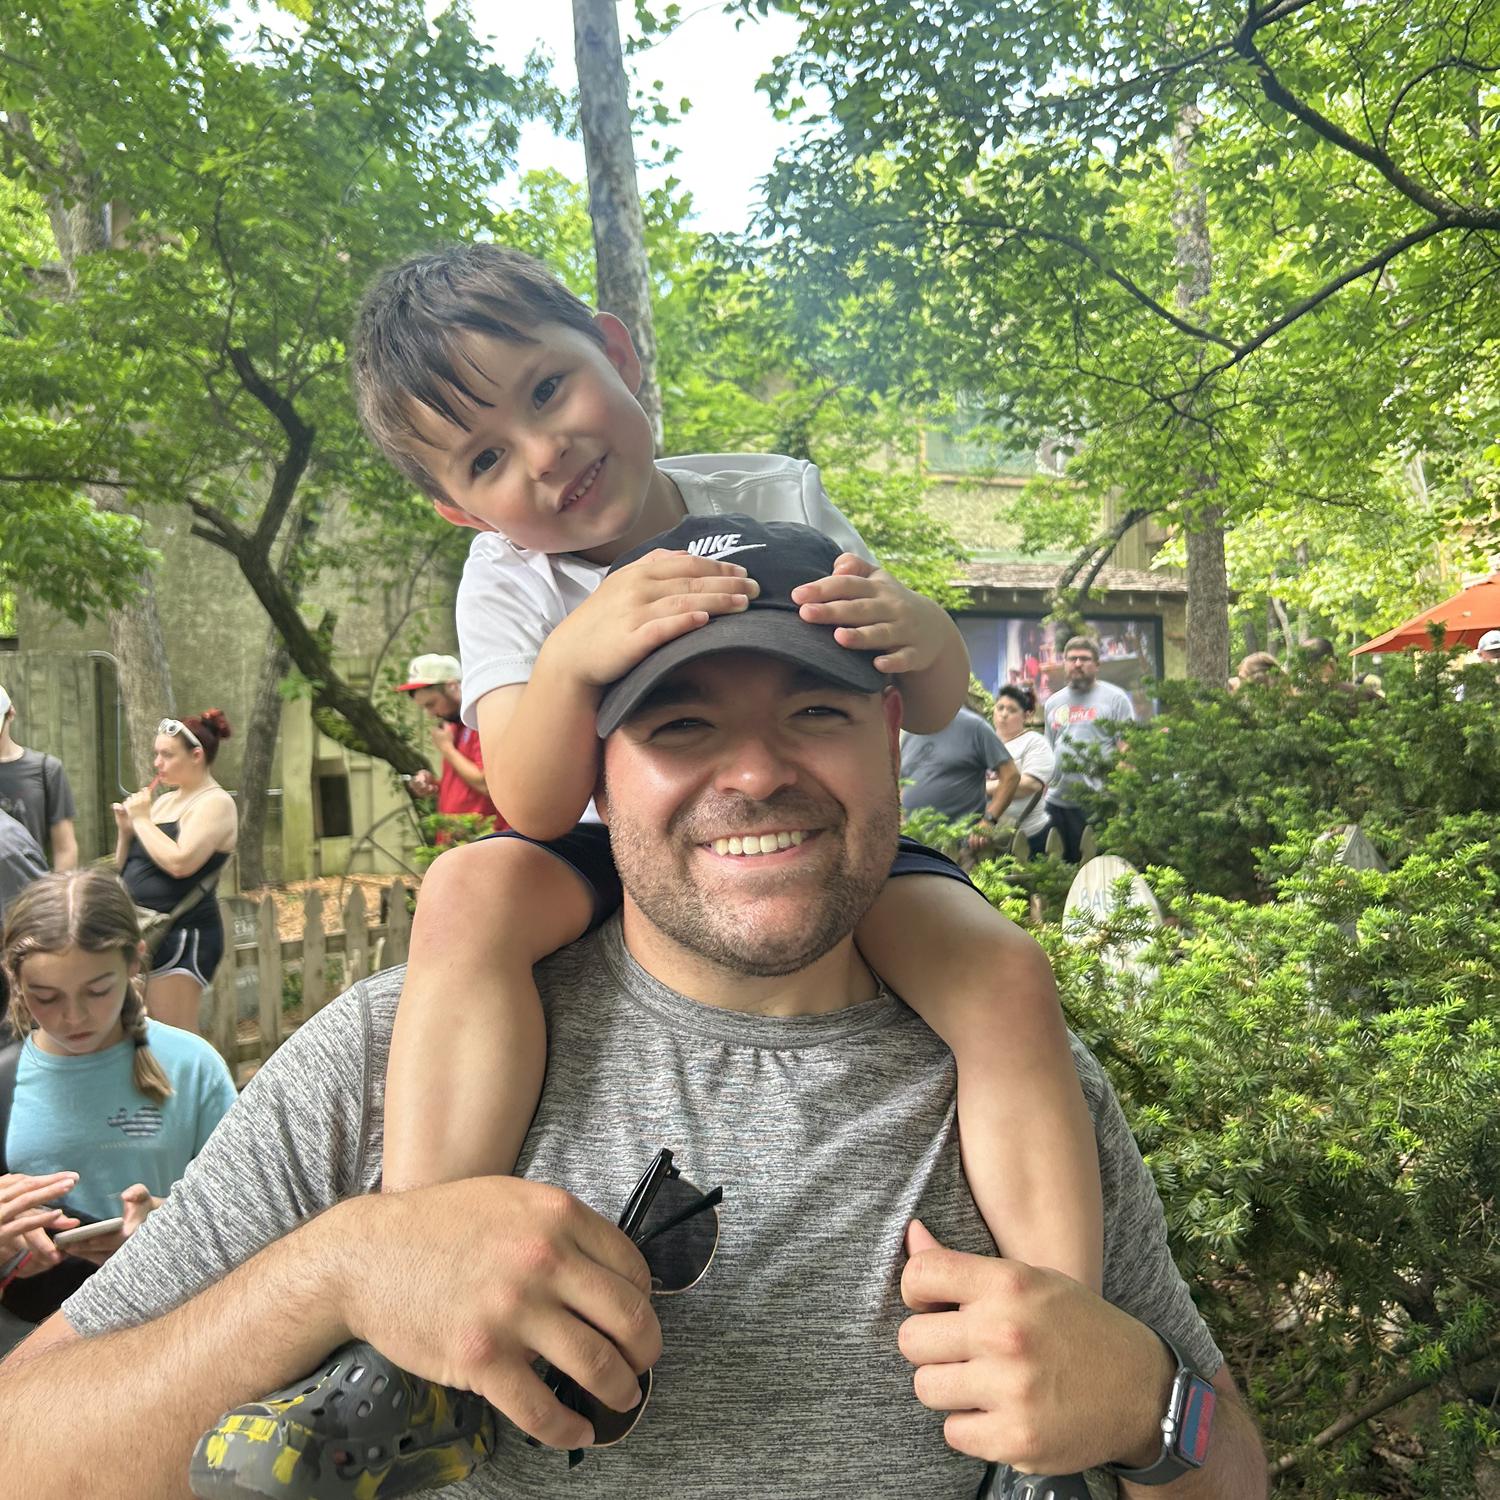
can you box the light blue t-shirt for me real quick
[6,1019,236,1222]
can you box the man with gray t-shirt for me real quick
[901,704,1019,826]
[1044,637,1136,863]
[0,529,1262,1500]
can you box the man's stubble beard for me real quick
[606,786,899,978]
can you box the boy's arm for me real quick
[478,550,761,840]
[791,556,969,733]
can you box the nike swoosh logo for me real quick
[698,542,767,561]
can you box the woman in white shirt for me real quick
[990,684,1056,855]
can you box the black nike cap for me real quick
[595,513,887,737]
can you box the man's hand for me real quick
[407,769,439,798]
[430,722,456,753]
[899,1219,1173,1474]
[543,550,760,690]
[791,555,949,675]
[336,1177,662,1452]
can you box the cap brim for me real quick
[597,611,886,738]
[394,681,432,693]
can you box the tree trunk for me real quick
[572,0,663,450]
[234,632,288,889]
[1185,511,1231,682]
[106,579,176,776]
[1172,103,1230,684]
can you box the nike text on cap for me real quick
[595,513,888,738]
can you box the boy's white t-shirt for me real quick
[455,453,872,726]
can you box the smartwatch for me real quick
[1103,1330,1217,1485]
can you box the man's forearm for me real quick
[51,820,78,871]
[0,1207,355,1499]
[441,745,490,795]
[1121,1374,1266,1500]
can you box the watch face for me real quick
[1179,1375,1217,1467]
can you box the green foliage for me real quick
[745,0,1500,650]
[1044,850,1499,1495]
[411,811,497,871]
[0,0,556,745]
[1089,654,1500,899]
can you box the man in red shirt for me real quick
[394,654,505,833]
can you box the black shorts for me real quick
[149,922,226,987]
[488,826,975,932]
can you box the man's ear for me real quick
[433,497,496,533]
[595,313,643,397]
[881,685,904,750]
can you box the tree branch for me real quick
[1189,218,1451,389]
[928,215,1239,350]
[0,473,130,489]
[1054,506,1152,600]
[1269,1332,1500,1477]
[1234,30,1500,228]
[224,345,316,560]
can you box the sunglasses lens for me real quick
[554,1368,652,1448]
[639,1173,719,1293]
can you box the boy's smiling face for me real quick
[407,313,673,561]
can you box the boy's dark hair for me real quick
[352,244,605,501]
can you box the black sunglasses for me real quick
[542,1148,723,1467]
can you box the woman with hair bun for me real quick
[990,683,1057,856]
[0,869,235,1344]
[115,709,239,1033]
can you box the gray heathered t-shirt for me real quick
[1044,682,1137,807]
[900,707,1011,821]
[65,919,1220,1498]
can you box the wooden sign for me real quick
[1063,854,1163,977]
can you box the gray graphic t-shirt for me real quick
[65,919,1219,1498]
[1044,682,1137,806]
[0,746,75,853]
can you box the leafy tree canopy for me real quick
[733,0,1499,636]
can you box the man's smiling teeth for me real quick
[710,830,808,857]
[563,459,603,506]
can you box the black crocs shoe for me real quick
[990,1468,1096,1500]
[189,1341,496,1499]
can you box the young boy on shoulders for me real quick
[196,244,1103,1496]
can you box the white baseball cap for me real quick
[1477,629,1500,653]
[395,653,462,692]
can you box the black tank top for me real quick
[121,821,231,929]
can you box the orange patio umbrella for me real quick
[1351,571,1500,655]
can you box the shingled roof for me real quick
[955,560,1188,596]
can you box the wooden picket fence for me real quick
[203,879,412,1081]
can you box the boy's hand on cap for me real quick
[791,555,948,675]
[549,549,760,689]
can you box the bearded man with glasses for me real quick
[0,524,1263,1500]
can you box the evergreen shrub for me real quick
[1088,653,1500,901]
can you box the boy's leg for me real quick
[382,835,596,1192]
[855,854,1103,1293]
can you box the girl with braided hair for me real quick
[0,869,235,1338]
